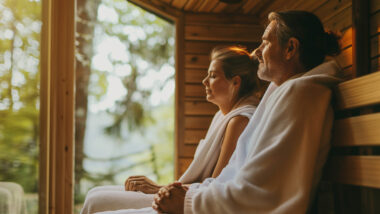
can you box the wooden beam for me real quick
[333,113,380,147]
[127,0,182,21]
[334,71,380,110]
[352,0,370,76]
[329,156,380,189]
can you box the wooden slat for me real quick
[335,46,353,69]
[177,157,193,178]
[335,71,380,110]
[185,84,206,97]
[242,0,262,14]
[314,0,352,23]
[340,27,353,50]
[333,113,380,147]
[197,0,219,12]
[370,33,380,58]
[184,129,207,145]
[371,56,380,73]
[258,0,300,19]
[171,0,187,9]
[185,13,260,25]
[184,41,259,54]
[185,68,207,83]
[185,101,218,115]
[292,0,328,12]
[128,0,182,21]
[185,54,209,69]
[370,0,380,13]
[184,0,203,11]
[329,156,380,189]
[323,5,352,32]
[370,11,380,36]
[184,116,213,129]
[185,24,263,42]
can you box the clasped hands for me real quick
[125,176,188,214]
[152,182,188,214]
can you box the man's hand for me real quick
[124,175,162,194]
[152,182,187,214]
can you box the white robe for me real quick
[106,60,342,214]
[81,100,257,214]
[184,60,342,214]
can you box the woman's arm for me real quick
[211,115,249,178]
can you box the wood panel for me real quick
[184,84,206,97]
[184,41,259,54]
[323,5,352,32]
[185,101,218,116]
[335,46,353,69]
[333,113,380,147]
[184,24,263,42]
[184,116,213,129]
[184,129,207,145]
[329,156,380,189]
[370,34,380,58]
[178,157,193,177]
[185,54,209,69]
[185,13,260,25]
[372,56,380,73]
[314,0,352,23]
[185,68,207,83]
[370,11,380,36]
[370,0,380,13]
[335,71,380,110]
[340,27,353,50]
[291,0,328,12]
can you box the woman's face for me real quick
[202,60,237,107]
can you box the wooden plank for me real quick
[333,113,380,147]
[184,41,259,54]
[185,24,263,42]
[184,129,208,145]
[171,0,187,9]
[185,84,206,97]
[242,0,262,14]
[174,14,186,180]
[185,13,260,25]
[197,0,219,12]
[340,27,353,50]
[335,46,353,69]
[185,54,210,69]
[128,0,182,21]
[179,144,198,158]
[291,0,328,12]
[177,157,193,178]
[184,0,203,11]
[371,56,380,73]
[258,0,301,19]
[313,0,352,23]
[212,1,230,13]
[329,156,380,189]
[370,12,380,36]
[185,101,218,116]
[353,0,370,76]
[185,68,207,83]
[370,0,380,14]
[342,65,354,80]
[335,71,380,110]
[370,33,380,58]
[184,116,213,129]
[323,5,352,32]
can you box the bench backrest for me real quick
[318,71,380,213]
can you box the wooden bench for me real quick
[315,70,380,213]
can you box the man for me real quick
[153,10,342,214]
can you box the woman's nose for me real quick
[202,77,208,86]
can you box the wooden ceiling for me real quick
[152,0,323,17]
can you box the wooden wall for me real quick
[175,13,262,178]
[370,0,380,73]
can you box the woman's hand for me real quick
[124,175,162,194]
[153,182,187,214]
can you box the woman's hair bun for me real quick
[323,30,341,56]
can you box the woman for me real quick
[81,46,262,213]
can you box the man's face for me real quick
[253,21,287,85]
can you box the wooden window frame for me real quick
[39,0,182,213]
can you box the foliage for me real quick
[0,0,41,193]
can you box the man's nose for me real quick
[253,48,261,58]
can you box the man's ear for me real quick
[285,37,299,60]
[232,75,241,88]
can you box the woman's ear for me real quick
[285,37,299,60]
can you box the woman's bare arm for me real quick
[211,115,249,178]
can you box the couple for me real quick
[83,10,343,214]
